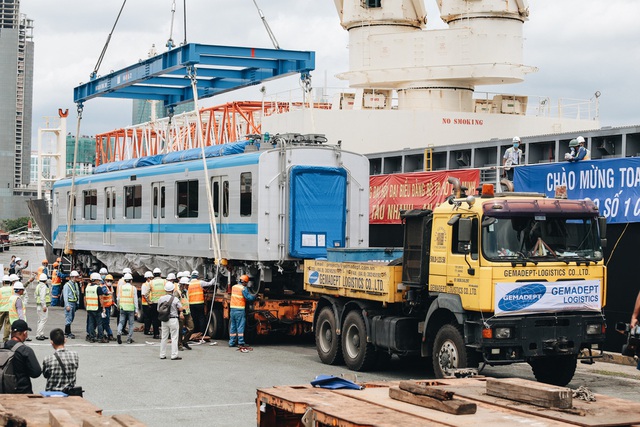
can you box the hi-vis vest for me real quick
[180,290,190,315]
[141,282,151,306]
[119,283,136,312]
[150,278,165,303]
[65,281,79,302]
[188,279,204,304]
[230,284,246,309]
[85,284,99,311]
[35,282,51,305]
[0,286,12,312]
[99,285,114,308]
[9,294,25,323]
[51,269,61,285]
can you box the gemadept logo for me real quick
[308,271,319,285]
[498,283,546,312]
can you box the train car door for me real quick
[150,182,165,247]
[103,187,115,245]
[210,176,229,251]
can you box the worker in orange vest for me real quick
[36,259,49,278]
[100,274,116,341]
[188,270,216,336]
[229,275,257,348]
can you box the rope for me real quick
[63,103,84,255]
[91,0,127,79]
[572,385,596,402]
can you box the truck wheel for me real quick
[432,324,468,378]
[316,307,343,365]
[342,310,377,371]
[529,355,577,386]
[207,308,225,339]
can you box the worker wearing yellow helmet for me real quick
[35,273,51,340]
[229,274,258,348]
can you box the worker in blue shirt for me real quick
[568,136,590,162]
[63,271,81,339]
[229,275,257,348]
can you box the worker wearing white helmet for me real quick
[149,268,166,339]
[62,271,81,339]
[178,276,194,351]
[0,274,13,341]
[567,136,591,162]
[188,270,217,336]
[158,281,182,360]
[34,273,52,340]
[141,271,154,335]
[116,272,138,344]
[85,272,106,343]
[502,136,523,181]
[9,282,26,327]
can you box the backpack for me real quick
[0,342,23,394]
[157,296,175,322]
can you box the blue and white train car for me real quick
[51,135,369,289]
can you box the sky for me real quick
[20,0,640,139]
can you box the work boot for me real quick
[67,333,76,339]
[183,342,192,350]
[100,337,109,343]
[126,338,134,344]
[153,335,160,339]
[117,334,122,344]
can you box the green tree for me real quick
[1,217,31,233]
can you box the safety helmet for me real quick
[70,270,79,277]
[15,257,21,262]
[240,274,250,284]
[123,273,133,281]
[191,270,199,278]
[122,268,132,274]
[153,267,162,275]
[569,138,579,147]
[166,273,176,281]
[179,276,190,285]
[99,267,108,275]
[39,273,48,282]
[164,282,175,292]
[53,262,59,267]
[56,257,62,262]
[144,271,153,279]
[512,136,521,143]
[90,272,101,281]
[2,275,9,282]
[576,136,585,144]
[105,274,114,281]
[13,282,24,290]
[182,271,191,278]
[9,274,19,282]
[176,271,185,278]
[42,259,48,264]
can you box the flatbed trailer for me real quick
[257,377,640,427]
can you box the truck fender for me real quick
[340,300,377,343]
[314,296,345,335]
[421,293,466,355]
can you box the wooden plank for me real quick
[486,378,573,409]
[111,414,148,427]
[389,387,476,415]
[50,409,82,427]
[0,395,103,426]
[399,381,454,400]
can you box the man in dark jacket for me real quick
[3,320,42,393]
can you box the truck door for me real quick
[446,216,479,307]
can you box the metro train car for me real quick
[51,134,369,291]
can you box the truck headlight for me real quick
[586,323,603,335]
[494,327,512,339]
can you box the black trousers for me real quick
[190,303,205,335]
[142,305,151,334]
[149,303,160,336]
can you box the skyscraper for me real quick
[0,0,35,220]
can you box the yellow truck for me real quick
[304,178,607,386]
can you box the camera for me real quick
[615,322,640,357]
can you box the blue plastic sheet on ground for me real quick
[311,375,363,390]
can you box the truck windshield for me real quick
[482,216,602,262]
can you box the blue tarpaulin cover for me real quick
[311,375,364,390]
[289,166,347,259]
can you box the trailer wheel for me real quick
[315,307,343,365]
[342,310,377,371]
[207,308,225,339]
[529,355,577,386]
[432,324,468,378]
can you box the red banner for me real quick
[369,170,481,224]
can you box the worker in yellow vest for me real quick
[9,282,27,325]
[188,270,216,336]
[141,271,153,335]
[117,273,138,344]
[34,274,51,341]
[149,268,166,339]
[85,273,105,343]
[0,275,13,342]
[229,275,257,348]
[178,276,194,351]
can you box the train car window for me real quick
[124,185,142,219]
[223,181,229,217]
[212,180,220,217]
[83,190,97,220]
[160,186,165,218]
[105,190,111,220]
[152,187,158,219]
[240,172,252,217]
[177,180,199,218]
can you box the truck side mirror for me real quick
[598,216,607,248]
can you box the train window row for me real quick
[64,173,253,221]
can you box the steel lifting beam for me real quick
[73,43,315,107]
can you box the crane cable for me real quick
[251,0,280,50]
[167,0,176,49]
[63,103,84,255]
[91,0,127,79]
